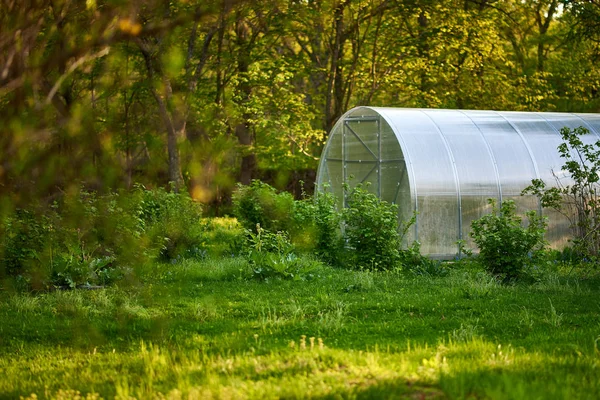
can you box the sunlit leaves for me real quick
[1,0,599,206]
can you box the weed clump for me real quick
[243,225,320,281]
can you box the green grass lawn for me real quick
[1,258,599,399]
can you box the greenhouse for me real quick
[316,107,600,258]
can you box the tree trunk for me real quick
[234,16,257,184]
[535,0,558,73]
[137,38,186,191]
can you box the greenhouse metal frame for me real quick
[316,107,600,258]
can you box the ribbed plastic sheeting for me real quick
[316,107,600,258]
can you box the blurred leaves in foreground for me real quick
[0,185,207,291]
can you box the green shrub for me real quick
[233,180,343,265]
[342,184,401,271]
[292,188,343,265]
[0,208,50,280]
[469,199,547,281]
[523,126,600,260]
[243,225,319,281]
[232,180,295,234]
[232,180,429,271]
[135,185,206,262]
[0,190,140,290]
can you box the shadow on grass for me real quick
[321,380,445,399]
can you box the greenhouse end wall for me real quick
[316,107,600,259]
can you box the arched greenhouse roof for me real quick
[316,107,600,258]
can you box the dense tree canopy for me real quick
[1,0,599,211]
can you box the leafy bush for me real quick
[469,199,547,281]
[0,186,207,291]
[232,180,295,234]
[342,184,401,271]
[135,185,206,262]
[292,188,343,265]
[233,180,343,265]
[1,209,50,280]
[232,180,432,272]
[243,225,319,281]
[523,126,600,260]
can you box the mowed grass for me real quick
[1,258,599,399]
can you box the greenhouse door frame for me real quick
[341,116,382,207]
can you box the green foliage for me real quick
[232,180,295,234]
[233,180,343,265]
[2,0,600,213]
[243,225,319,281]
[0,192,141,290]
[0,186,207,291]
[233,180,431,271]
[523,126,600,260]
[235,59,325,172]
[342,184,401,271]
[469,199,547,281]
[201,217,245,258]
[292,187,343,265]
[135,184,206,262]
[1,209,50,279]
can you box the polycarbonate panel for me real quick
[576,114,600,137]
[345,120,378,157]
[425,110,499,247]
[377,108,456,194]
[345,161,379,193]
[537,112,600,168]
[317,107,410,214]
[380,162,405,203]
[316,122,342,193]
[503,195,539,217]
[380,118,404,161]
[543,205,572,249]
[460,196,493,248]
[425,110,499,195]
[501,112,574,247]
[501,112,565,186]
[541,112,598,134]
[375,108,459,256]
[417,195,460,256]
[325,125,342,159]
[344,120,378,163]
[535,113,599,248]
[324,160,343,204]
[379,161,413,244]
[465,111,538,197]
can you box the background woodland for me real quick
[1,0,599,211]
